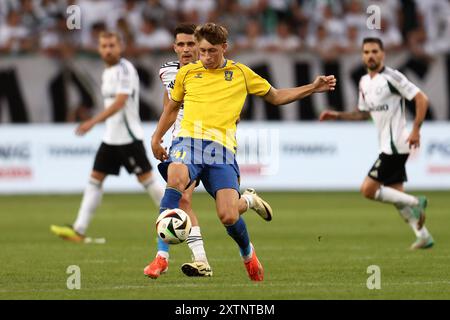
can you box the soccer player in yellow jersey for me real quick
[148,23,336,281]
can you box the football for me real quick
[156,208,192,244]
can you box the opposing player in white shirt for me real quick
[320,37,433,250]
[144,24,273,279]
[51,32,164,242]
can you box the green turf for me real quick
[0,191,449,299]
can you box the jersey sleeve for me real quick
[237,63,272,96]
[116,63,133,95]
[383,68,420,101]
[170,66,187,103]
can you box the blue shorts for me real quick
[158,137,240,198]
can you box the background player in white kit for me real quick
[320,37,433,250]
[145,24,273,279]
[50,32,163,242]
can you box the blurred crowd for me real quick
[0,0,449,60]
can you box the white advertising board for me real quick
[0,122,449,194]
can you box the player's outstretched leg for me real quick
[217,189,263,281]
[396,201,434,249]
[408,196,434,249]
[179,185,212,277]
[241,188,273,221]
[50,225,85,243]
[182,226,213,277]
[138,172,164,208]
[362,178,435,249]
[50,175,104,242]
[144,187,183,279]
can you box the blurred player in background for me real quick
[320,37,434,250]
[50,32,164,242]
[146,23,273,279]
[150,23,336,281]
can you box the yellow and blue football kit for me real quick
[158,59,272,197]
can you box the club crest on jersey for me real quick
[224,71,233,81]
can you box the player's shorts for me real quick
[158,137,240,198]
[367,153,409,185]
[93,140,152,176]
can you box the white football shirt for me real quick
[101,58,144,145]
[358,66,420,155]
[159,60,183,138]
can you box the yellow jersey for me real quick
[170,59,271,152]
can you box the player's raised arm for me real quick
[319,109,371,121]
[263,75,336,106]
[407,91,429,149]
[76,94,128,135]
[151,98,181,161]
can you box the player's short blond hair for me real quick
[194,23,228,45]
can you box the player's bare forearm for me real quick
[151,99,180,161]
[407,91,428,148]
[412,91,428,131]
[76,94,127,135]
[264,75,336,106]
[152,99,181,142]
[92,95,127,124]
[319,109,370,121]
[264,85,315,106]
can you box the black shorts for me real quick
[367,153,409,185]
[93,141,152,176]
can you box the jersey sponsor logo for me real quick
[224,70,233,81]
[194,73,203,79]
[368,104,389,112]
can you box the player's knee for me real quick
[220,215,238,226]
[167,175,188,191]
[360,184,376,199]
[217,207,239,225]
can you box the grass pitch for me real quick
[0,191,449,300]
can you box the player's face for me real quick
[362,42,384,71]
[174,33,198,66]
[98,36,121,66]
[198,39,227,69]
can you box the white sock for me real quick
[73,178,103,235]
[396,205,430,239]
[374,186,419,207]
[395,204,415,222]
[141,176,164,207]
[186,226,208,263]
[241,194,254,210]
[409,221,430,239]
